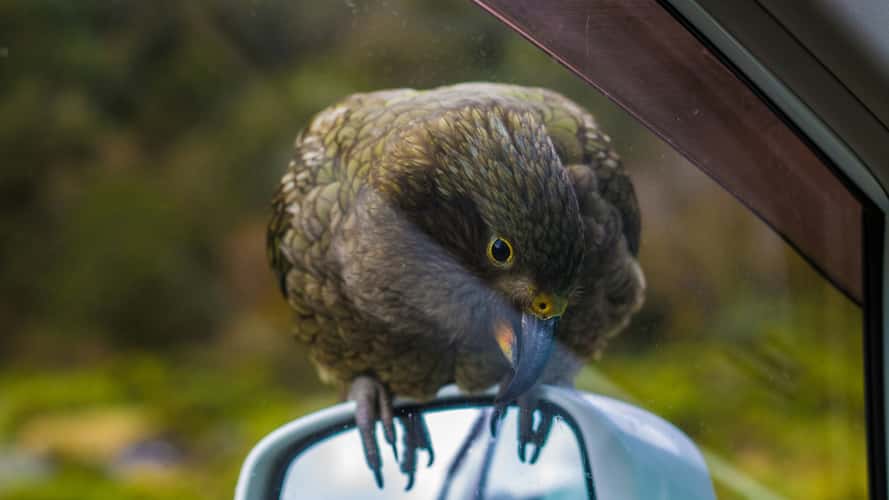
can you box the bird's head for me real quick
[360,103,585,402]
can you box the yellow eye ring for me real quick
[487,237,514,267]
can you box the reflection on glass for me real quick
[281,407,588,499]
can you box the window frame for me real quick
[653,4,889,497]
[472,0,889,498]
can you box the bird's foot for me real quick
[347,376,435,490]
[398,409,434,491]
[516,390,555,464]
[348,375,397,489]
[490,386,556,464]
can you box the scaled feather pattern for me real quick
[267,82,645,401]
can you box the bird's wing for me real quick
[268,89,419,305]
[267,105,348,302]
[267,141,298,297]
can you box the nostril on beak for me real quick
[529,292,566,320]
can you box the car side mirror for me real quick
[235,386,716,500]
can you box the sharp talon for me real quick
[397,410,432,489]
[383,418,398,462]
[518,404,533,464]
[358,425,381,469]
[414,413,434,467]
[533,408,554,464]
[379,398,397,464]
[399,442,414,475]
[490,406,504,436]
[383,421,396,444]
[514,389,556,465]
[399,416,417,486]
[349,376,391,488]
[373,468,383,489]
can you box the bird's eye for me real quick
[488,237,514,267]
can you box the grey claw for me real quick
[490,406,506,437]
[383,417,398,462]
[515,393,555,465]
[414,412,434,467]
[356,418,382,486]
[529,413,553,465]
[517,404,534,463]
[373,467,384,490]
[348,375,393,489]
[380,393,398,462]
[399,410,434,490]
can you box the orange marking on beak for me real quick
[495,319,515,363]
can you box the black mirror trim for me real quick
[263,395,598,500]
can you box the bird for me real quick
[267,82,645,489]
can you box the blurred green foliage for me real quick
[0,1,866,499]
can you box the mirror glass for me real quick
[280,405,590,499]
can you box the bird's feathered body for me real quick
[268,83,644,401]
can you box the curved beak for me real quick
[494,312,559,403]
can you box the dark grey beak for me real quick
[495,313,558,404]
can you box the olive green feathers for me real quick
[268,83,644,398]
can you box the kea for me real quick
[267,83,644,488]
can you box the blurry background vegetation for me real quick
[0,1,865,499]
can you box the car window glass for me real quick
[1,1,866,499]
